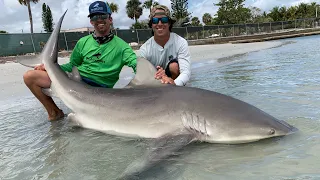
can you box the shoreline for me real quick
[0,40,289,99]
[1,27,318,63]
[0,40,288,65]
[188,40,287,62]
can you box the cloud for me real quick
[0,0,319,33]
[0,0,173,32]
[189,0,219,22]
[289,0,317,6]
[249,0,320,11]
[0,0,5,15]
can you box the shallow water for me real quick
[1,35,320,180]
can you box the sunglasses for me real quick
[152,17,169,24]
[90,14,109,21]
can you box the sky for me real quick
[0,0,319,33]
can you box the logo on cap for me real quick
[93,3,100,8]
[88,1,111,17]
[91,3,103,12]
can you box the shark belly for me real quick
[68,109,184,139]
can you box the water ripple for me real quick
[2,35,320,179]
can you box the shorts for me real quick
[81,77,109,88]
[165,59,179,78]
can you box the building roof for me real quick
[61,27,94,32]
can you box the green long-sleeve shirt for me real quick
[60,34,137,88]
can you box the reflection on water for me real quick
[1,35,320,179]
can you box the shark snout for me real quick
[271,120,299,137]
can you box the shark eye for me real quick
[269,128,275,135]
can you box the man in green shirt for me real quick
[23,1,137,121]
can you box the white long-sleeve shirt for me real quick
[138,33,191,86]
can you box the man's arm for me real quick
[174,40,191,86]
[60,41,83,72]
[139,42,169,80]
[138,43,147,59]
[123,46,137,73]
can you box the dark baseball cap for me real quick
[88,1,112,17]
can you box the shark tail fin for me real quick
[125,57,165,88]
[16,55,42,68]
[16,10,68,68]
[41,9,68,65]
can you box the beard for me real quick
[94,21,109,35]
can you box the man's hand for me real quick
[155,66,166,80]
[154,66,175,85]
[34,64,46,71]
[161,76,175,85]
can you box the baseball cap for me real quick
[88,1,112,17]
[149,5,176,23]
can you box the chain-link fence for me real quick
[185,18,320,40]
[1,18,320,57]
[0,31,90,57]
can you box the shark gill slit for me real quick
[182,112,209,137]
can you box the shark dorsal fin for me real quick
[125,58,164,88]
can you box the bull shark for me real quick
[18,11,298,179]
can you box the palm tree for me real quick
[191,17,201,26]
[296,3,308,18]
[106,2,118,30]
[279,6,287,21]
[287,6,297,20]
[269,6,281,21]
[107,2,119,13]
[143,0,159,13]
[18,0,40,33]
[202,13,212,25]
[308,2,318,18]
[126,0,143,23]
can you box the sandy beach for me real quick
[0,41,286,99]
[188,41,285,62]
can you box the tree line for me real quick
[1,0,319,33]
[127,0,320,28]
[201,0,320,26]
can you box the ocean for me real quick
[1,35,320,180]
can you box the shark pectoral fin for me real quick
[119,132,196,179]
[70,66,82,82]
[16,55,42,68]
[124,57,165,88]
[65,66,83,83]
[42,88,57,97]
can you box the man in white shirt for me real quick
[139,5,191,86]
